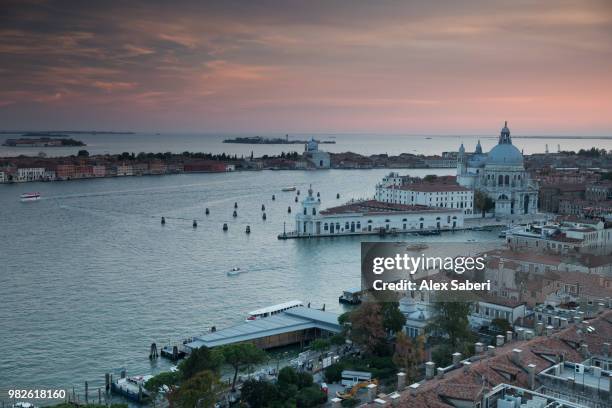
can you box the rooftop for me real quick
[319,200,462,216]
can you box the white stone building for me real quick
[303,138,330,169]
[376,179,474,217]
[457,122,538,216]
[16,167,46,182]
[293,186,463,237]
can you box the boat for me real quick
[338,288,362,305]
[282,186,297,192]
[111,374,152,403]
[417,230,441,236]
[246,300,303,321]
[406,243,428,251]
[20,192,41,202]
[227,267,245,276]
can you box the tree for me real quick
[179,346,224,380]
[392,333,425,382]
[169,370,220,408]
[380,301,406,334]
[426,299,473,348]
[144,370,181,393]
[423,174,438,182]
[240,379,280,408]
[474,190,494,217]
[295,385,326,407]
[77,149,89,157]
[221,343,267,390]
[349,302,387,355]
[310,338,330,361]
[491,318,512,333]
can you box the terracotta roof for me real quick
[390,183,471,193]
[318,200,462,216]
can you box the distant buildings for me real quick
[302,138,330,168]
[457,122,539,216]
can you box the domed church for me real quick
[457,122,538,216]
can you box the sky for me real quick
[0,0,611,135]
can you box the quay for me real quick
[184,307,341,351]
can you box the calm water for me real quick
[0,167,508,399]
[1,132,611,158]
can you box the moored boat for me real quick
[282,186,297,192]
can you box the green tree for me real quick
[77,149,89,157]
[381,301,406,334]
[295,385,326,407]
[221,343,267,390]
[144,370,181,393]
[240,379,280,408]
[423,174,438,182]
[474,190,494,217]
[491,318,512,333]
[426,299,473,348]
[179,346,224,380]
[170,370,220,408]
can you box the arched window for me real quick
[312,208,316,215]
[303,208,307,215]
[505,175,510,185]
[498,175,503,185]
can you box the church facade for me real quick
[457,122,538,216]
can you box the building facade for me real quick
[457,122,539,216]
[303,138,330,169]
[293,186,464,237]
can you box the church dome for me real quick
[487,143,523,165]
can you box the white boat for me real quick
[20,192,41,202]
[246,300,303,321]
[282,186,297,192]
[227,267,246,276]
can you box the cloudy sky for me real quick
[1,0,611,135]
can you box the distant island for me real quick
[2,135,86,147]
[223,135,335,144]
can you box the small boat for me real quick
[111,374,152,403]
[417,230,441,236]
[227,267,246,276]
[406,243,428,251]
[20,192,41,202]
[246,300,303,321]
[425,137,432,140]
[282,187,296,192]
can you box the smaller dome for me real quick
[487,143,523,166]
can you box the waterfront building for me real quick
[0,171,5,183]
[92,165,106,177]
[115,163,133,176]
[16,167,46,182]
[55,164,76,180]
[302,138,330,168]
[293,186,463,237]
[375,176,475,216]
[457,122,539,216]
[469,295,527,329]
[75,165,94,178]
[506,216,612,255]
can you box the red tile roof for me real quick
[319,200,462,216]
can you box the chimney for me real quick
[496,335,505,347]
[603,342,610,357]
[487,345,496,356]
[525,330,534,340]
[475,342,484,354]
[553,316,560,328]
[579,343,589,358]
[536,322,544,336]
[516,327,525,340]
[437,367,445,379]
[389,392,401,407]
[546,325,554,336]
[425,362,435,379]
[409,383,420,397]
[397,372,406,391]
[511,348,523,365]
[506,331,513,342]
[452,352,462,366]
[527,364,537,390]
[367,383,378,402]
[462,361,471,372]
[560,318,568,328]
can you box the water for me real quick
[0,167,507,398]
[1,132,611,158]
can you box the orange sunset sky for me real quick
[1,0,611,135]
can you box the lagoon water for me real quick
[0,166,506,398]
